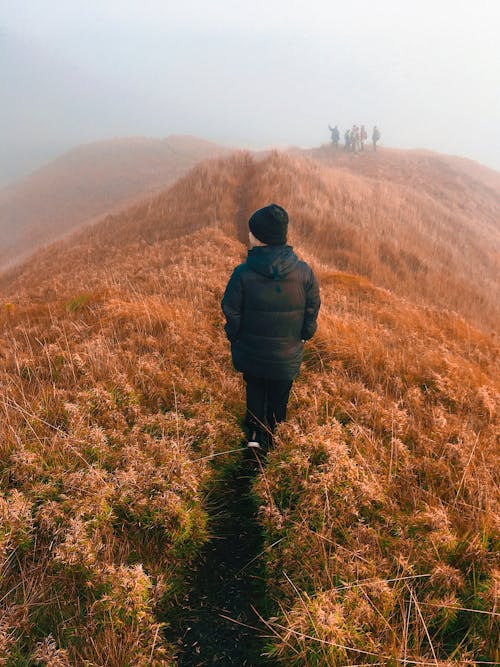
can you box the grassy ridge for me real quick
[2,151,498,334]
[0,151,498,664]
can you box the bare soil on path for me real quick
[166,451,278,666]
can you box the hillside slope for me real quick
[299,144,500,198]
[2,150,499,332]
[0,152,498,665]
[0,135,232,268]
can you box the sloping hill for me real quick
[0,151,498,665]
[3,150,499,331]
[0,135,232,268]
[300,145,500,222]
[282,149,499,331]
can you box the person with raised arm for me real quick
[328,124,340,148]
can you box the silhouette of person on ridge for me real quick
[222,204,321,451]
[360,124,367,150]
[372,125,381,151]
[328,124,340,148]
[351,125,360,152]
[344,128,351,151]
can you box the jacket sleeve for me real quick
[301,267,320,340]
[221,268,243,342]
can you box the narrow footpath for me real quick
[234,155,258,245]
[166,451,278,666]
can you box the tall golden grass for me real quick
[0,229,246,664]
[254,269,498,664]
[0,151,498,664]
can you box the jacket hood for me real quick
[246,245,299,279]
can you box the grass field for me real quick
[0,150,498,665]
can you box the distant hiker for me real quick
[351,125,360,152]
[372,126,381,151]
[221,204,321,450]
[328,124,340,148]
[344,129,351,151]
[360,125,367,150]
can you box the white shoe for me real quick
[247,431,262,449]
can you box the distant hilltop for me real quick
[0,135,233,268]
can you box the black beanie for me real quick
[248,203,288,245]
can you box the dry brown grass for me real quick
[0,151,498,664]
[255,150,499,333]
[0,229,247,664]
[254,268,499,664]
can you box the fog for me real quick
[2,0,499,185]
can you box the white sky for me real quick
[1,0,500,182]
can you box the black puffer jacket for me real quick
[221,245,320,380]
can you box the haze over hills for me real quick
[2,148,498,332]
[0,149,498,664]
[0,134,232,268]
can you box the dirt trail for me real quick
[234,156,258,245]
[164,158,277,664]
[165,451,278,666]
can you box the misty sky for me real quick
[2,0,499,184]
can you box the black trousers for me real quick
[243,373,293,433]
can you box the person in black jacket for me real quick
[221,204,320,449]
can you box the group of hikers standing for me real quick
[328,124,381,151]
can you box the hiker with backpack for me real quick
[372,126,381,151]
[221,204,321,450]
